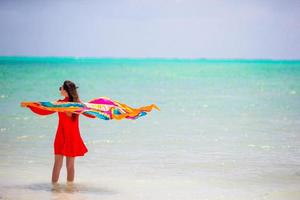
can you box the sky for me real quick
[0,0,299,59]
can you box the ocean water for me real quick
[0,57,300,200]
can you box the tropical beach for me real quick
[1,57,300,200]
[0,1,300,200]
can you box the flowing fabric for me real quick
[22,96,160,120]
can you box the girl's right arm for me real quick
[27,105,56,115]
[24,100,60,115]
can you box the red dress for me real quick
[28,96,88,157]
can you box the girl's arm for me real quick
[79,98,96,118]
[22,100,59,116]
[26,104,56,115]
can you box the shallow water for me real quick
[0,57,300,199]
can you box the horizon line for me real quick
[0,55,299,62]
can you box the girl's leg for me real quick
[51,154,64,183]
[66,156,75,182]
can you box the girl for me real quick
[52,80,88,184]
[22,80,88,184]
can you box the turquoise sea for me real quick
[0,57,300,200]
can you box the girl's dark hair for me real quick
[63,80,79,121]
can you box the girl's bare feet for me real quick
[51,182,62,192]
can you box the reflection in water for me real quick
[1,182,117,200]
[51,182,80,193]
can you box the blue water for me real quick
[0,57,300,200]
